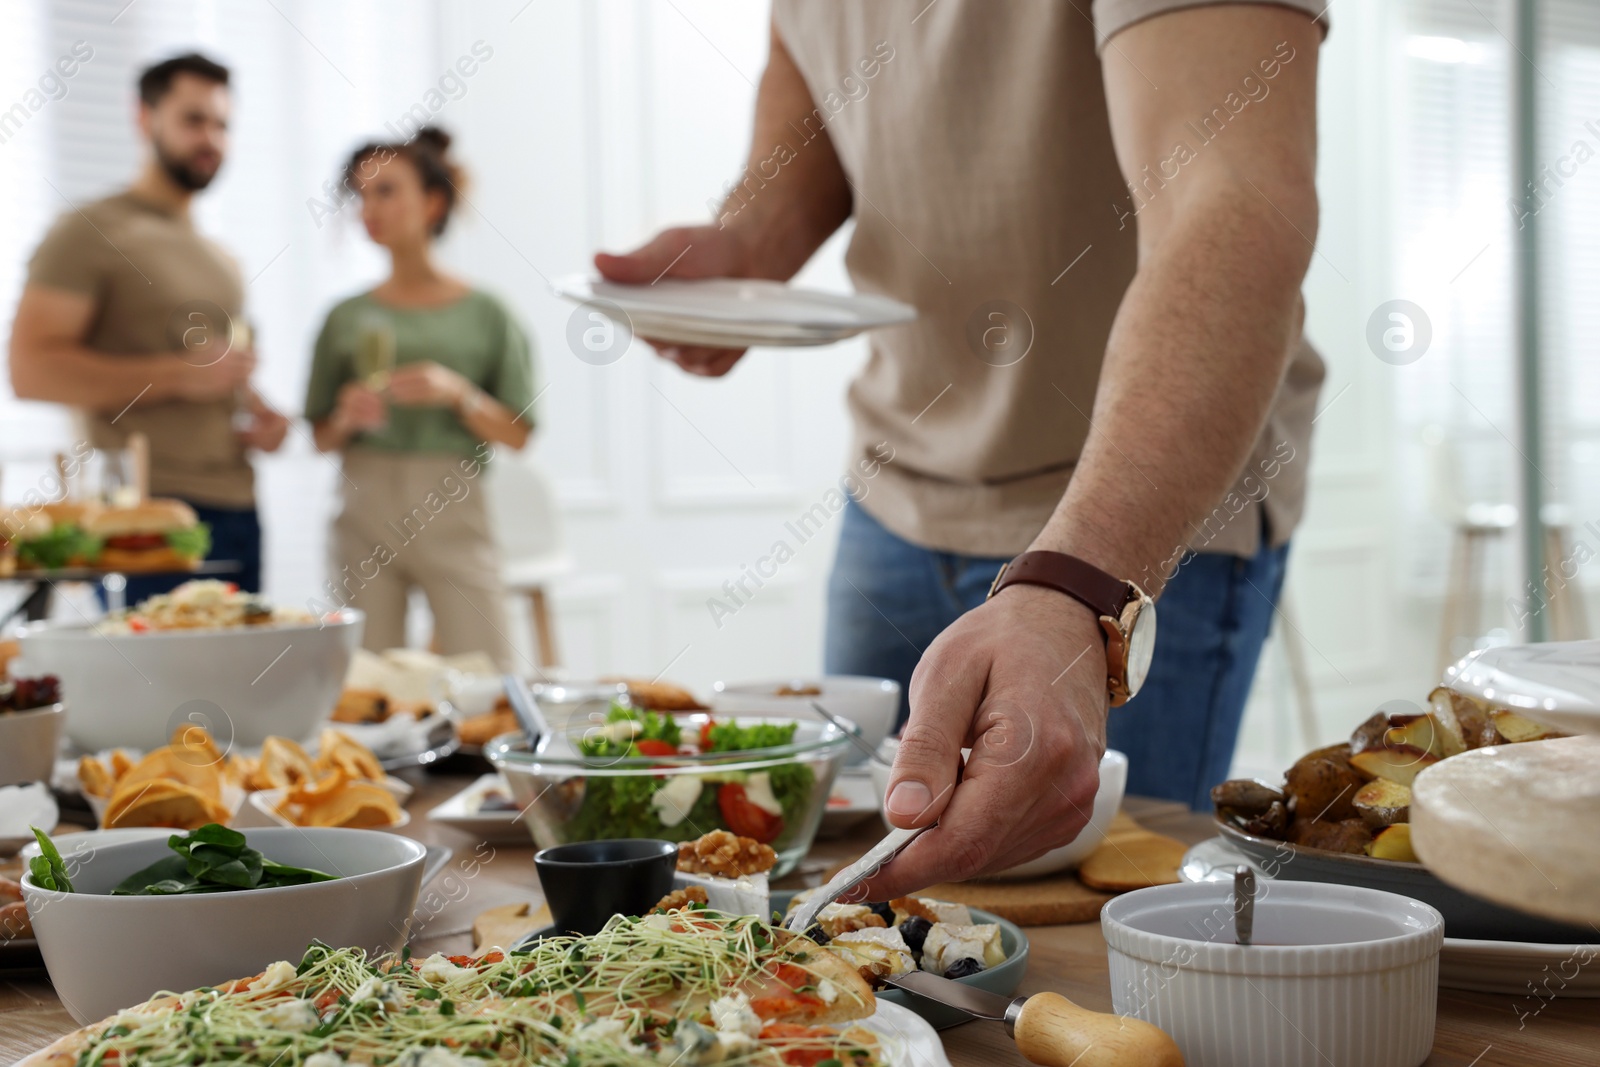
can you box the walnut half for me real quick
[677,830,777,878]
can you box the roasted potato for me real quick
[1210,778,1285,818]
[1428,686,1499,749]
[1367,823,1419,862]
[1352,778,1411,828]
[1283,745,1364,823]
[1287,817,1373,855]
[1348,745,1437,787]
[1488,708,1566,744]
[1348,711,1391,756]
[1242,800,1289,838]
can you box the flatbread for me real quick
[18,914,881,1065]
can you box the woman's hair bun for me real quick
[412,125,452,155]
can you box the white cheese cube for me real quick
[916,898,973,925]
[256,960,297,991]
[744,772,784,816]
[260,998,319,1033]
[920,922,1004,974]
[417,953,475,985]
[672,869,770,917]
[830,926,918,978]
[709,990,764,1038]
[650,775,703,827]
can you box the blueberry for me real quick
[898,916,932,954]
[803,924,830,945]
[868,901,895,924]
[943,957,985,980]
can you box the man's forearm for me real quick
[11,341,184,413]
[720,21,853,279]
[1031,181,1313,593]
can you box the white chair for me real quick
[487,453,573,669]
[1423,426,1586,675]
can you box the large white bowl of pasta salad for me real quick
[16,581,363,752]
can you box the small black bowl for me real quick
[530,838,678,938]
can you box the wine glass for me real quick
[355,315,397,390]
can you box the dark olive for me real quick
[803,924,830,945]
[898,916,933,954]
[868,901,895,924]
[943,957,986,980]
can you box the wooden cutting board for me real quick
[472,901,551,949]
[824,813,1188,926]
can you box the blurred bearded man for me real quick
[10,52,287,597]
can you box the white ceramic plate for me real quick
[424,773,530,843]
[815,768,881,839]
[554,275,916,347]
[0,782,59,854]
[244,776,413,830]
[1180,835,1600,996]
[1444,640,1600,735]
[860,998,953,1067]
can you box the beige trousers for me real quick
[331,449,513,670]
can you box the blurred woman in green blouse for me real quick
[306,126,533,668]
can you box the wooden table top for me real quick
[3,776,1596,1065]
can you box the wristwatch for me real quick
[987,550,1157,706]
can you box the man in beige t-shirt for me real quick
[603,1,1326,896]
[9,52,286,596]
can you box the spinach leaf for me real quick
[110,824,337,896]
[28,826,74,892]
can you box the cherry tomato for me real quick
[699,721,716,751]
[634,739,676,757]
[717,782,782,844]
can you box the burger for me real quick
[86,499,211,573]
[16,500,104,570]
[0,507,51,578]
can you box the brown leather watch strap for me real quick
[988,550,1130,619]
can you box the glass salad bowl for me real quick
[485,712,854,877]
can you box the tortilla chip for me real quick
[115,748,223,804]
[283,769,352,807]
[223,754,257,788]
[110,749,134,780]
[253,736,315,790]
[104,779,226,830]
[77,756,115,798]
[314,729,385,783]
[297,781,401,829]
[168,724,223,768]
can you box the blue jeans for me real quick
[116,503,263,603]
[824,500,1289,810]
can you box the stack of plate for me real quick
[553,276,916,348]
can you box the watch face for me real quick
[1126,600,1157,697]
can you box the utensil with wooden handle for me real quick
[886,971,1184,1066]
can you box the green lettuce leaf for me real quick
[28,827,74,892]
[164,523,211,560]
[17,523,102,570]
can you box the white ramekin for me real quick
[1102,880,1444,1067]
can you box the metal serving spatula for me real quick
[783,823,930,934]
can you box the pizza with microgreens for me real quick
[20,902,882,1067]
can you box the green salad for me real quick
[564,705,816,846]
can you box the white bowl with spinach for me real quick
[20,825,425,1024]
[487,707,852,877]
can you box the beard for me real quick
[154,141,221,191]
